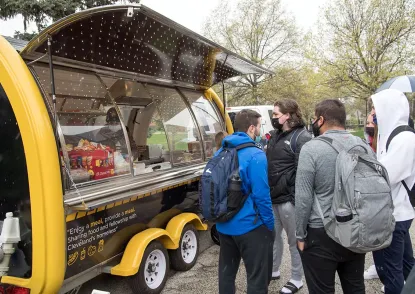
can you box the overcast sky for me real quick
[0,0,327,37]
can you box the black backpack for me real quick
[289,127,307,153]
[386,125,415,207]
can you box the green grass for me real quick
[147,132,188,150]
[147,133,169,149]
[350,127,365,139]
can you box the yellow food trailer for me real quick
[0,4,271,294]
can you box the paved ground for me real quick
[161,243,384,294]
[81,224,415,294]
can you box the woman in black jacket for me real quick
[266,99,311,294]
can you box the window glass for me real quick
[31,64,131,185]
[105,79,172,175]
[147,85,203,164]
[0,84,32,278]
[182,90,225,157]
[145,109,171,169]
[268,109,273,122]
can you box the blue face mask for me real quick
[255,135,262,143]
[373,114,378,125]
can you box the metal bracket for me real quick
[102,266,112,274]
[127,7,134,17]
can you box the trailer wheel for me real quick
[128,241,169,294]
[169,224,199,271]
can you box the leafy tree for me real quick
[0,0,139,38]
[0,0,44,32]
[308,0,415,101]
[259,64,346,122]
[203,0,300,104]
[13,30,37,41]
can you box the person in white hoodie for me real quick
[370,89,415,294]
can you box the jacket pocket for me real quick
[270,172,291,199]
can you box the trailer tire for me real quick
[128,240,169,294]
[169,224,199,271]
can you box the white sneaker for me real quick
[271,270,280,280]
[364,265,379,280]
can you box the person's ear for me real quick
[248,125,254,134]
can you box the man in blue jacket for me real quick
[216,109,275,294]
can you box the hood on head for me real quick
[222,132,254,148]
[371,89,409,137]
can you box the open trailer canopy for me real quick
[20,4,272,89]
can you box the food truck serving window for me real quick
[101,79,174,174]
[31,64,131,185]
[146,85,203,165]
[0,84,32,278]
[181,90,224,157]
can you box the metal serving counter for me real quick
[64,163,205,211]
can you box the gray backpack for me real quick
[315,136,395,254]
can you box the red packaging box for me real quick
[68,149,115,180]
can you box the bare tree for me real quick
[203,0,300,105]
[309,0,415,100]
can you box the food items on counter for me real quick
[65,138,132,181]
[136,145,149,161]
[66,144,74,151]
[74,139,109,151]
[86,156,92,166]
[183,152,193,162]
[114,151,130,175]
[68,139,115,181]
[70,168,91,183]
[187,141,201,153]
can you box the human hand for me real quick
[297,241,305,252]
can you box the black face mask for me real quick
[365,127,375,137]
[271,117,284,131]
[312,118,323,137]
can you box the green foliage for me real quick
[13,30,37,41]
[0,0,140,34]
[351,128,365,139]
[147,133,169,150]
[259,64,346,122]
[308,0,415,100]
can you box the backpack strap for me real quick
[386,125,415,152]
[402,180,412,195]
[289,128,306,153]
[317,136,369,154]
[385,126,415,195]
[235,142,257,151]
[223,141,257,150]
[315,136,344,154]
[222,142,258,170]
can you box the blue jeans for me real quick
[373,219,415,294]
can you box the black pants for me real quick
[218,225,274,294]
[373,219,415,294]
[300,227,365,294]
[402,265,415,294]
